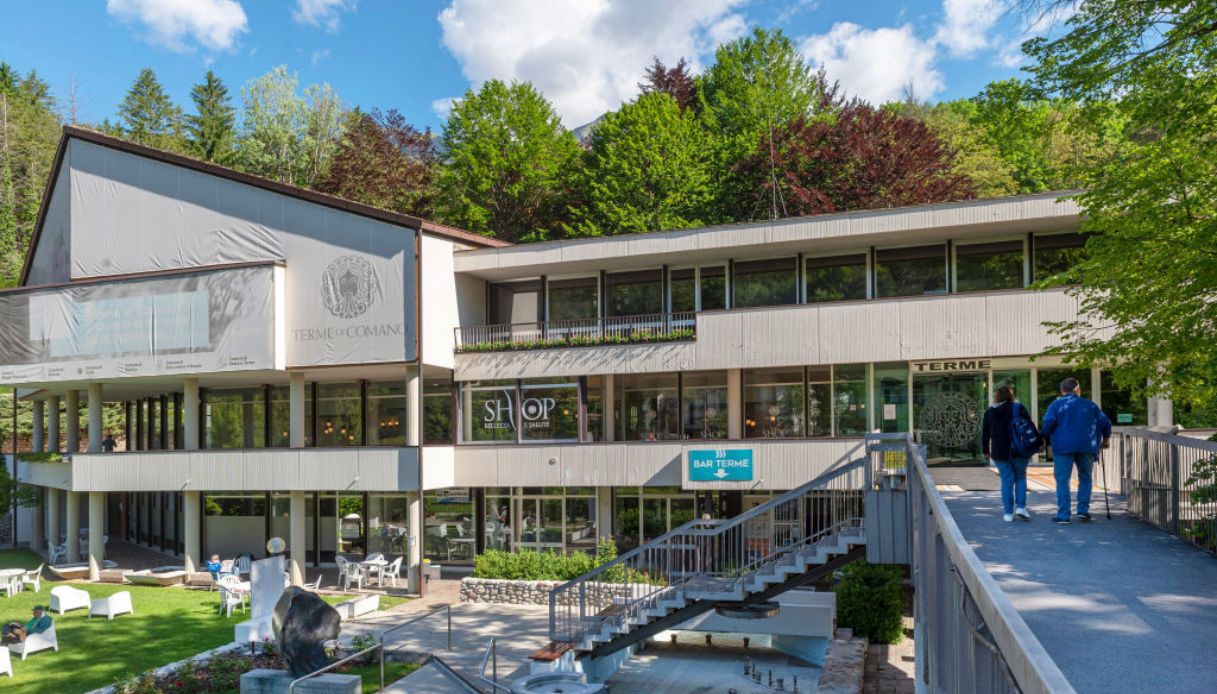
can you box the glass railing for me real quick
[455,312,695,353]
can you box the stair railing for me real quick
[548,441,869,645]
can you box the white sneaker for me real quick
[1003,513,1014,522]
[1015,507,1030,520]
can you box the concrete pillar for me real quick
[30,488,46,552]
[1154,397,1174,428]
[88,492,104,581]
[406,366,422,593]
[603,375,615,442]
[32,399,44,453]
[182,492,201,574]
[65,390,80,453]
[289,372,306,448]
[406,366,420,446]
[183,378,200,450]
[407,492,422,593]
[289,490,306,586]
[47,395,60,453]
[65,491,81,563]
[46,489,60,555]
[596,487,613,540]
[88,384,103,453]
[727,368,743,439]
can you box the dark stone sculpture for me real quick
[272,586,342,677]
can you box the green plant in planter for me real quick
[833,560,905,644]
[16,451,65,462]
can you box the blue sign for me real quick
[689,449,754,482]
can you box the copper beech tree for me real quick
[317,108,440,218]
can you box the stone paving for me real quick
[861,618,914,694]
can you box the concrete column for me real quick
[1154,397,1174,428]
[289,490,306,586]
[30,488,46,553]
[406,366,422,593]
[603,375,615,442]
[406,366,420,446]
[596,487,613,540]
[46,489,60,555]
[65,390,80,453]
[183,378,200,450]
[88,384,103,453]
[88,491,104,581]
[65,491,81,563]
[182,492,201,574]
[727,368,743,439]
[407,492,422,593]
[32,399,44,453]
[47,395,61,453]
[289,372,306,448]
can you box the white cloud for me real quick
[293,0,357,32]
[934,0,1007,58]
[437,0,748,127]
[801,23,944,104]
[311,49,331,66]
[106,0,248,53]
[431,97,457,121]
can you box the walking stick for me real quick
[1099,447,1112,520]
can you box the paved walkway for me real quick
[862,617,915,694]
[943,489,1217,694]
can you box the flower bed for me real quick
[457,327,694,353]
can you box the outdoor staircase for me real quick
[547,447,872,660]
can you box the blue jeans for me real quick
[993,458,1029,514]
[1054,452,1094,519]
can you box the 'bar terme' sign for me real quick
[689,449,754,482]
[912,359,991,373]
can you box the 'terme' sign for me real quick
[912,359,991,373]
[689,449,754,482]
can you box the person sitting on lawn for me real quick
[2,605,52,644]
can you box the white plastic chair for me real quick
[22,564,44,593]
[217,576,247,617]
[366,552,384,562]
[8,624,58,660]
[335,557,363,592]
[381,557,403,587]
[304,574,323,591]
[49,586,90,615]
[0,645,11,677]
[89,591,134,620]
[2,576,20,598]
[48,544,65,565]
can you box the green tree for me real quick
[239,66,345,187]
[0,66,59,287]
[894,99,1018,198]
[438,80,580,242]
[187,70,236,164]
[566,92,713,236]
[118,68,185,150]
[1023,1,1217,417]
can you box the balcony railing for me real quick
[454,311,695,353]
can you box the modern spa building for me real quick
[7,126,1167,590]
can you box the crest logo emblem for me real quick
[321,255,377,319]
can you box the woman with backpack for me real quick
[982,385,1040,521]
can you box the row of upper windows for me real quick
[486,231,1086,324]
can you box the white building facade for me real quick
[7,127,1155,586]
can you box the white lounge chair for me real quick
[8,624,58,660]
[381,557,403,587]
[22,564,44,593]
[49,586,90,615]
[0,645,10,676]
[90,591,134,620]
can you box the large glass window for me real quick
[585,376,605,442]
[424,488,474,563]
[268,386,293,447]
[681,371,728,439]
[1033,232,1087,283]
[605,269,663,317]
[461,380,517,443]
[670,268,696,313]
[806,254,868,303]
[368,381,408,446]
[367,495,411,558]
[1100,369,1147,426]
[834,364,869,436]
[1036,368,1093,424]
[484,488,513,552]
[733,257,798,308]
[547,277,598,321]
[744,368,804,438]
[700,266,727,310]
[520,378,580,441]
[423,375,453,445]
[204,388,265,449]
[617,374,679,440]
[874,363,909,433]
[807,367,831,437]
[993,370,1032,409]
[614,487,694,550]
[875,245,947,297]
[315,383,362,446]
[955,240,1025,292]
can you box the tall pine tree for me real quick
[187,70,236,164]
[118,68,184,150]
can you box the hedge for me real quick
[833,560,905,644]
[474,538,622,581]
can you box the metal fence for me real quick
[455,311,695,352]
[876,432,1075,694]
[1113,428,1217,554]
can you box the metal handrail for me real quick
[454,310,696,351]
[422,653,489,693]
[479,638,512,692]
[288,643,382,693]
[1115,427,1217,552]
[378,604,453,689]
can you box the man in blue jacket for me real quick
[1040,377,1112,524]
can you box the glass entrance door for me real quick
[913,372,988,465]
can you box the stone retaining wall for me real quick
[460,577,633,606]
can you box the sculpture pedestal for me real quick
[239,669,360,693]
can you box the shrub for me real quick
[833,561,905,644]
[474,538,626,582]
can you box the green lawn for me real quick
[0,549,412,694]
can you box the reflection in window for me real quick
[424,488,474,563]
[1033,232,1087,283]
[205,388,265,449]
[585,376,605,442]
[873,363,909,433]
[875,245,946,297]
[1099,369,1147,427]
[461,381,517,443]
[316,383,362,446]
[520,379,580,441]
[682,371,728,439]
[744,368,804,438]
[484,488,512,552]
[367,494,411,557]
[605,269,663,317]
[956,240,1024,292]
[368,381,408,445]
[670,268,696,313]
[268,386,293,447]
[807,367,831,437]
[423,375,453,445]
[614,487,695,550]
[700,266,727,310]
[733,257,797,308]
[834,364,869,436]
[806,254,868,303]
[617,373,679,441]
[1036,368,1093,427]
[548,277,599,321]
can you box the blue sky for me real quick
[1,1,1062,131]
